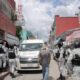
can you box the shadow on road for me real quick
[41,76,54,80]
[49,76,54,80]
[0,72,9,80]
[18,70,42,74]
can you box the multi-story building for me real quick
[50,15,80,44]
[51,15,80,38]
[0,0,19,45]
[55,15,80,37]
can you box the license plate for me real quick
[21,64,32,67]
[21,64,38,67]
[27,64,33,67]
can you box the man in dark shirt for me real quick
[39,42,51,80]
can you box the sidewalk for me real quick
[49,55,60,80]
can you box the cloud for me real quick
[21,0,53,41]
[54,0,80,16]
[14,0,80,41]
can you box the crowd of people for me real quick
[39,39,80,80]
[53,40,80,80]
[0,40,18,78]
[54,41,73,80]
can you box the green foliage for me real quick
[16,26,22,40]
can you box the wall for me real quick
[8,0,15,10]
[0,11,16,36]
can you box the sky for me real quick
[14,0,80,41]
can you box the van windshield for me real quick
[19,43,43,51]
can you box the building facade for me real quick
[50,15,80,45]
[0,0,19,45]
[55,15,80,37]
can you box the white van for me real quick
[16,39,44,71]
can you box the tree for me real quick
[16,26,22,40]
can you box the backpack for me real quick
[55,50,60,59]
[8,51,16,59]
[72,54,80,66]
[63,50,67,58]
[0,48,5,53]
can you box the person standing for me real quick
[2,40,8,69]
[39,42,51,80]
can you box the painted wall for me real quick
[0,11,16,36]
[8,0,15,9]
[55,15,80,36]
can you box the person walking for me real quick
[57,41,67,80]
[65,45,73,77]
[2,40,9,69]
[39,42,51,80]
[8,47,16,78]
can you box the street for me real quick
[0,55,60,80]
[0,0,80,80]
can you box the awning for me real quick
[5,33,19,45]
[66,30,80,42]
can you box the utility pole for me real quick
[78,7,80,24]
[37,32,39,39]
[75,7,80,26]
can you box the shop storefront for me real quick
[5,33,19,45]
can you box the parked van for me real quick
[16,39,44,71]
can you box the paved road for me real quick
[1,56,60,80]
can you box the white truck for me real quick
[16,39,44,71]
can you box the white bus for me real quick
[16,39,44,71]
